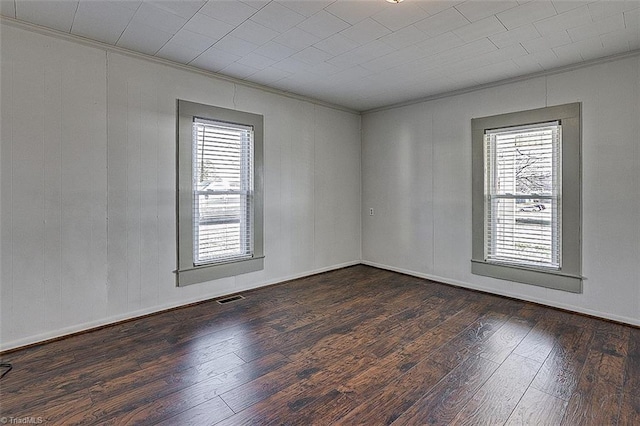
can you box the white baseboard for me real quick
[361,260,640,328]
[3,258,636,352]
[0,260,360,352]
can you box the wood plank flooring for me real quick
[1,265,639,425]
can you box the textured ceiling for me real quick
[1,0,639,111]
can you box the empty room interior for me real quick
[1,0,640,424]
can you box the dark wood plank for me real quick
[512,314,558,364]
[476,315,535,364]
[95,352,289,425]
[619,391,640,426]
[390,355,500,425]
[450,354,540,425]
[505,387,568,425]
[560,324,629,425]
[1,265,637,426]
[336,357,451,424]
[620,327,640,426]
[530,317,595,400]
[155,396,234,426]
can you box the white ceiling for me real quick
[1,0,639,111]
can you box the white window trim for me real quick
[471,103,582,293]
[176,100,264,287]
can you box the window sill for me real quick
[177,256,265,287]
[471,259,582,293]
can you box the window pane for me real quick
[485,122,560,269]
[193,119,253,265]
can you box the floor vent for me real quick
[216,295,245,304]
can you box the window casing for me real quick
[177,100,264,286]
[471,103,581,293]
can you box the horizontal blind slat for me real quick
[484,121,561,269]
[193,118,254,265]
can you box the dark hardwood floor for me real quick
[1,265,639,425]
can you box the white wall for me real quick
[362,54,640,326]
[0,23,362,350]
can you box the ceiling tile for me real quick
[240,0,270,10]
[413,7,470,38]
[325,0,389,25]
[117,23,173,55]
[249,66,291,85]
[370,2,430,31]
[489,24,541,48]
[71,1,136,45]
[601,28,638,52]
[428,37,498,68]
[330,66,375,84]
[453,15,507,42]
[213,35,259,56]
[251,1,306,32]
[146,1,205,20]
[513,50,558,71]
[314,33,360,56]
[449,59,521,85]
[552,42,583,65]
[271,57,314,74]
[236,52,276,70]
[455,0,518,22]
[156,42,203,64]
[624,7,640,28]
[279,0,334,18]
[221,61,259,79]
[189,46,241,71]
[496,0,557,30]
[571,36,607,61]
[568,13,625,42]
[296,10,350,39]
[15,0,78,32]
[416,31,466,56]
[272,27,321,50]
[327,40,395,68]
[6,0,639,112]
[380,25,430,49]
[340,18,391,44]
[129,2,186,34]
[588,0,639,22]
[290,46,332,65]
[360,45,425,72]
[458,43,526,68]
[304,60,342,77]
[183,13,235,40]
[552,1,591,15]
[521,30,572,53]
[255,41,297,61]
[416,1,463,16]
[230,19,280,45]
[164,28,216,51]
[199,0,258,26]
[116,1,142,11]
[533,5,593,36]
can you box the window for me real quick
[471,103,581,293]
[177,100,264,286]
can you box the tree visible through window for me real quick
[484,122,560,269]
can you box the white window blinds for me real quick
[484,121,561,269]
[192,118,254,266]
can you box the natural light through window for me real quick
[484,122,560,269]
[192,118,254,266]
